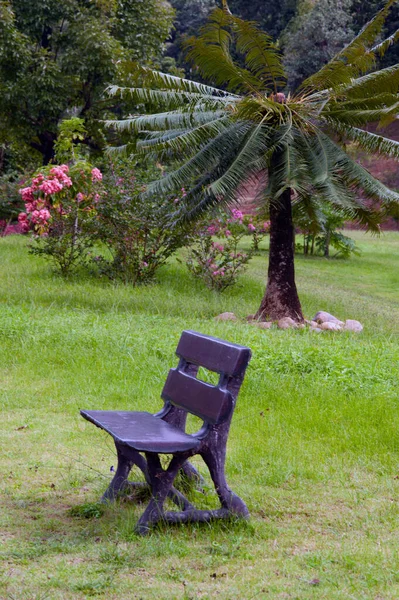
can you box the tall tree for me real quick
[107,1,399,321]
[0,0,174,165]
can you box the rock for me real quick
[313,311,344,326]
[252,321,273,330]
[344,319,363,332]
[214,312,237,322]
[311,327,323,333]
[320,321,342,331]
[277,317,297,330]
[310,321,319,328]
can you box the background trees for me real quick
[0,0,174,167]
[283,0,354,90]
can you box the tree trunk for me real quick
[324,230,331,257]
[255,188,304,322]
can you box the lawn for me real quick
[1,231,399,600]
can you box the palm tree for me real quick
[107,0,399,321]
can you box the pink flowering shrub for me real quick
[18,162,103,275]
[186,209,254,292]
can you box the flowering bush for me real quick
[93,161,192,285]
[242,214,270,251]
[18,162,103,275]
[186,209,253,291]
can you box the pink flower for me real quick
[206,225,218,235]
[76,192,84,203]
[18,212,28,222]
[225,229,231,237]
[248,223,256,232]
[25,201,37,213]
[31,174,44,190]
[19,221,30,233]
[231,208,243,222]
[59,164,69,173]
[19,187,34,202]
[213,243,224,252]
[30,210,41,223]
[262,221,271,232]
[39,209,51,222]
[50,166,72,186]
[94,193,100,203]
[91,167,103,182]
[39,179,63,195]
[174,198,179,204]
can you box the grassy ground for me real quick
[1,231,398,600]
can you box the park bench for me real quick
[80,329,252,534]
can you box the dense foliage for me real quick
[0,0,174,166]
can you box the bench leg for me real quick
[102,442,149,503]
[201,450,249,518]
[135,453,188,535]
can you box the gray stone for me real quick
[252,321,273,330]
[344,319,363,332]
[214,312,238,322]
[313,311,344,325]
[277,317,297,330]
[320,321,342,331]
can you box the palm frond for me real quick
[371,28,399,57]
[143,121,252,198]
[105,86,237,112]
[324,101,399,128]
[105,109,226,134]
[343,64,399,98]
[320,133,399,205]
[230,16,286,93]
[184,8,263,93]
[332,125,399,160]
[132,116,232,162]
[329,93,399,111]
[135,66,239,97]
[208,121,273,200]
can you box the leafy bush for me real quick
[94,160,192,284]
[186,209,253,291]
[294,202,360,258]
[0,172,24,234]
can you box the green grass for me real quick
[1,231,399,600]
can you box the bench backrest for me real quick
[161,330,251,425]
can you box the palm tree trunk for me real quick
[255,188,304,322]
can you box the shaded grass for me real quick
[0,232,399,599]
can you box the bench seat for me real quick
[81,409,201,453]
